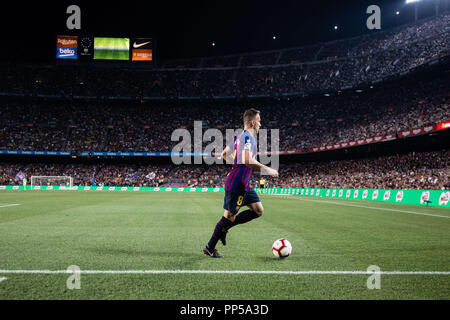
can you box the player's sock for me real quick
[232,209,260,226]
[207,216,233,250]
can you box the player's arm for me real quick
[221,145,234,164]
[243,149,278,177]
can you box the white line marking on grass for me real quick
[0,277,7,282]
[0,204,20,208]
[0,270,449,275]
[293,197,450,219]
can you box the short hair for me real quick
[243,108,260,127]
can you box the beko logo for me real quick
[58,48,75,56]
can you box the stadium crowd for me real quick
[1,149,449,190]
[0,14,448,192]
[0,72,448,153]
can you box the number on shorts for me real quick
[237,195,244,206]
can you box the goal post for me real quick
[30,176,73,188]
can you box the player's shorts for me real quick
[223,187,261,216]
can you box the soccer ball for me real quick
[272,238,292,258]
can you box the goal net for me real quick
[30,176,73,188]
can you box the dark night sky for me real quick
[0,0,444,63]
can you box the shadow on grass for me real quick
[256,255,299,263]
[84,247,204,260]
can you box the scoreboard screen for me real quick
[94,37,130,60]
[56,36,153,62]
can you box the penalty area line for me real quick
[0,277,7,283]
[0,270,449,275]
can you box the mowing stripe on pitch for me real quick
[292,197,450,219]
[0,204,20,208]
[0,270,449,275]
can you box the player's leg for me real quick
[232,188,263,226]
[223,204,262,232]
[203,191,241,257]
[220,189,262,245]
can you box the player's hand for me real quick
[268,168,278,177]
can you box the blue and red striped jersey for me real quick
[224,130,257,192]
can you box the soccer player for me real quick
[203,108,278,258]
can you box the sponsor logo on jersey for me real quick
[244,136,251,150]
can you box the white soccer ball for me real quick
[272,238,292,258]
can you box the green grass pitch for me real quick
[93,37,129,60]
[0,190,449,299]
[93,50,129,60]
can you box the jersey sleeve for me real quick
[227,139,234,151]
[243,134,253,151]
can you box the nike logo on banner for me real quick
[133,41,151,48]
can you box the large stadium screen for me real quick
[56,35,78,59]
[131,38,153,61]
[94,37,130,60]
